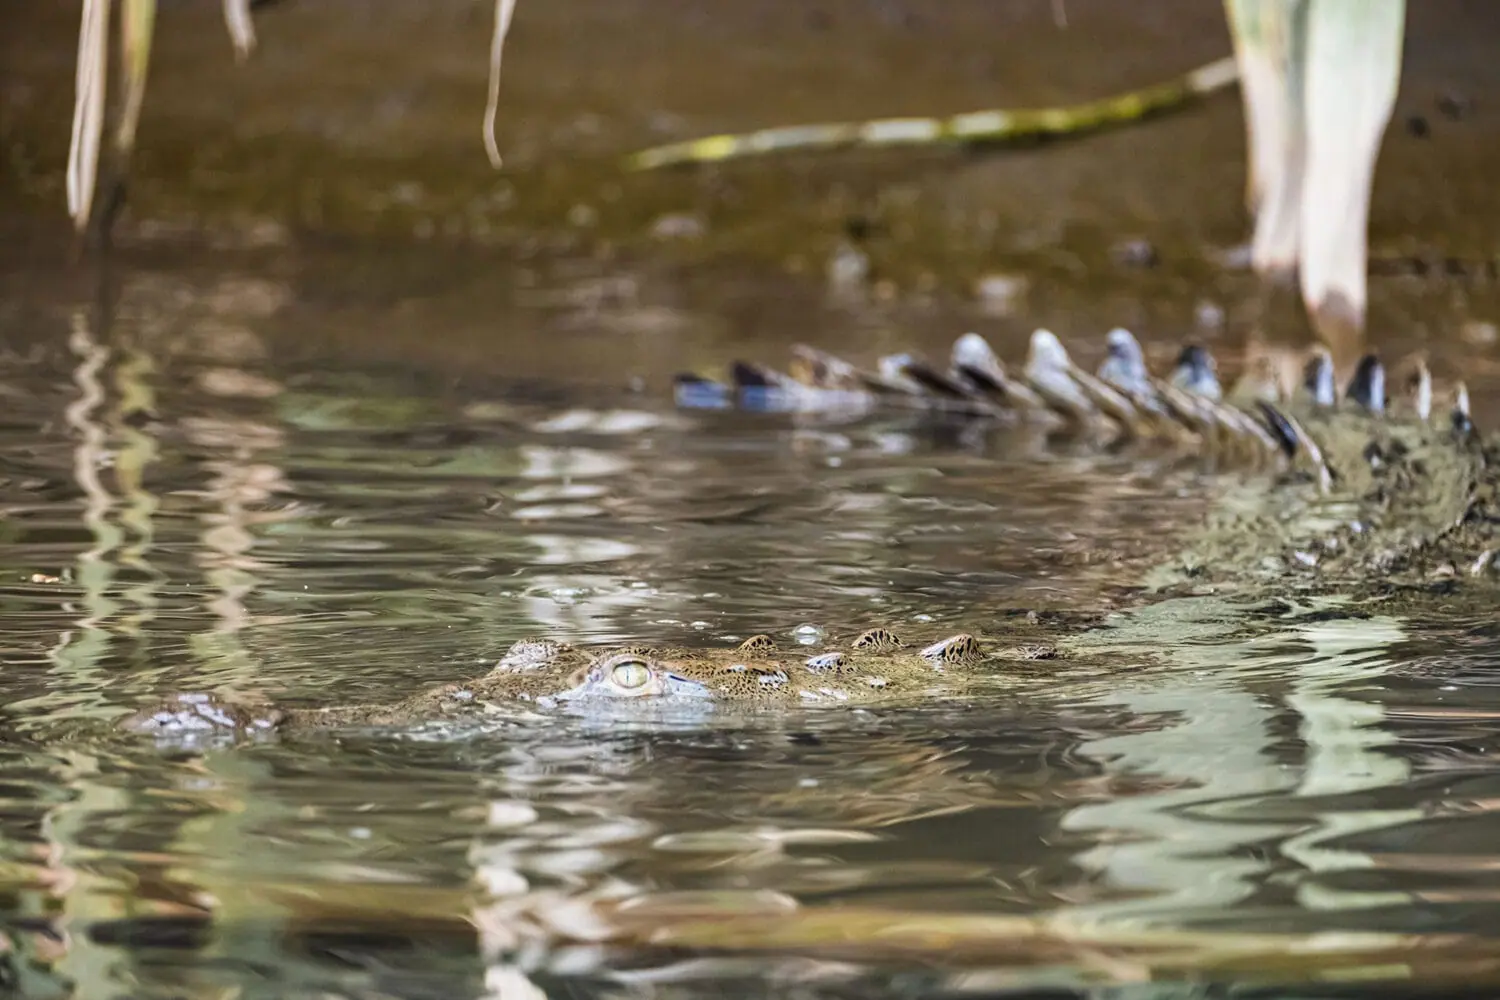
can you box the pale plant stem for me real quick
[1225,0,1309,274]
[484,0,519,168]
[1299,0,1406,348]
[116,0,156,157]
[67,0,111,231]
[223,0,256,62]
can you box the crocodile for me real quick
[120,628,1082,737]
[118,328,1499,738]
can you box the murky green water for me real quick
[2,244,1500,999]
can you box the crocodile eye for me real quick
[609,658,652,690]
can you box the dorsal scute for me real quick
[668,330,1484,487]
[1346,354,1387,415]
[737,634,777,653]
[608,643,660,662]
[1302,346,1337,408]
[1098,327,1151,395]
[495,637,571,673]
[1170,344,1222,400]
[804,651,851,674]
[852,627,904,652]
[919,633,982,666]
[1452,381,1475,438]
[1393,352,1433,421]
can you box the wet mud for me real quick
[5,1,1500,365]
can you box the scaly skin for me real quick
[1145,406,1496,591]
[118,629,1081,737]
[682,329,1498,593]
[119,331,1499,739]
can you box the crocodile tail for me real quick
[1346,354,1387,415]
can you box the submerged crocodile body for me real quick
[120,329,1499,737]
[122,628,1080,737]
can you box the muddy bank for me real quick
[4,1,1500,363]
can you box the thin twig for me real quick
[625,55,1239,171]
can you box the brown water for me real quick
[0,238,1499,999]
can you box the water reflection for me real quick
[1058,597,1418,930]
[1,257,1500,997]
[52,313,120,708]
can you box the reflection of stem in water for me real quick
[1280,617,1421,913]
[176,290,290,684]
[166,751,299,981]
[54,311,119,683]
[196,453,289,633]
[35,751,132,999]
[186,445,291,694]
[1058,599,1414,928]
[200,461,259,635]
[110,345,164,639]
[185,367,287,635]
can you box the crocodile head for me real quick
[116,627,1025,739]
[119,328,1499,743]
[461,628,988,708]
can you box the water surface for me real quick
[1,249,1499,999]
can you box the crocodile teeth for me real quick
[1346,354,1387,415]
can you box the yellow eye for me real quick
[609,659,651,690]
